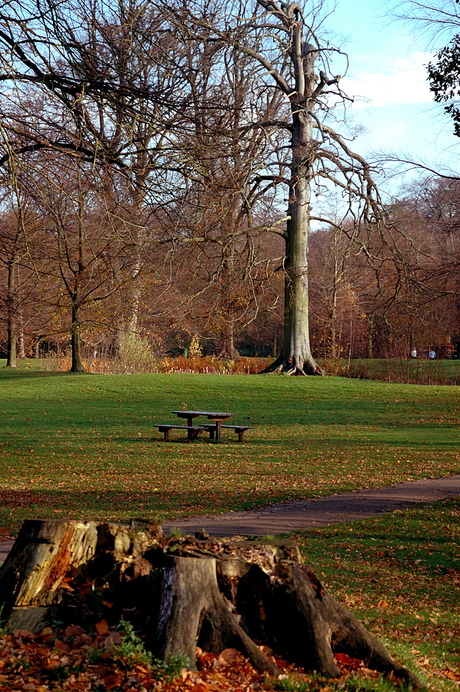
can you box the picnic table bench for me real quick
[201,424,251,443]
[154,424,204,441]
[154,410,252,442]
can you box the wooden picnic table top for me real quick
[172,410,233,420]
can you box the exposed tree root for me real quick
[260,354,326,376]
[0,521,425,690]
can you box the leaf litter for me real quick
[0,623,419,692]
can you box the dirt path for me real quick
[1,474,459,563]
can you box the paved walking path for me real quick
[161,474,460,537]
[1,475,459,563]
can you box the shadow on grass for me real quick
[128,432,459,449]
[1,487,459,533]
[0,368,90,379]
[0,488,288,512]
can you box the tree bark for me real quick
[71,299,85,372]
[259,30,324,376]
[155,556,278,676]
[262,109,323,375]
[0,520,424,690]
[218,319,240,359]
[18,306,26,359]
[217,205,240,360]
[368,314,374,359]
[6,256,17,368]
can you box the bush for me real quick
[116,333,156,373]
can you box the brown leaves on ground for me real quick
[0,624,437,692]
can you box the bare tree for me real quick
[0,0,388,371]
[164,35,286,358]
[167,0,384,374]
[0,125,50,367]
[24,151,140,371]
[0,0,193,366]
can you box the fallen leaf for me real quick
[103,672,124,689]
[103,631,122,650]
[258,644,273,655]
[64,625,85,637]
[219,648,240,664]
[95,619,109,636]
[59,577,75,592]
[13,629,35,639]
[191,684,213,692]
[54,639,69,652]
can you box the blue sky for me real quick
[322,0,459,177]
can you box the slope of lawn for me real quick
[0,360,459,533]
[291,498,460,692]
[339,357,460,385]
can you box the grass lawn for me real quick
[0,360,459,691]
[290,498,460,692]
[0,359,459,534]
[340,358,460,385]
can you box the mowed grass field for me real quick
[342,357,460,385]
[292,499,460,691]
[0,359,459,534]
[0,361,459,691]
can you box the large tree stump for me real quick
[0,520,424,689]
[156,556,279,676]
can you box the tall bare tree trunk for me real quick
[7,255,17,368]
[217,250,240,359]
[368,314,374,359]
[70,298,84,372]
[258,19,324,376]
[217,201,240,359]
[18,306,26,359]
[71,175,85,373]
[264,107,323,375]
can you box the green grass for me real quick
[1,359,459,690]
[291,499,460,692]
[0,359,459,533]
[335,358,460,385]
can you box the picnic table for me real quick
[154,410,251,442]
[172,410,233,441]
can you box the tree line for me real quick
[0,0,459,373]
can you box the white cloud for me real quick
[341,52,433,108]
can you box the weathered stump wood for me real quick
[0,520,424,689]
[156,556,278,675]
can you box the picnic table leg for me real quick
[186,416,195,439]
[215,420,222,441]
